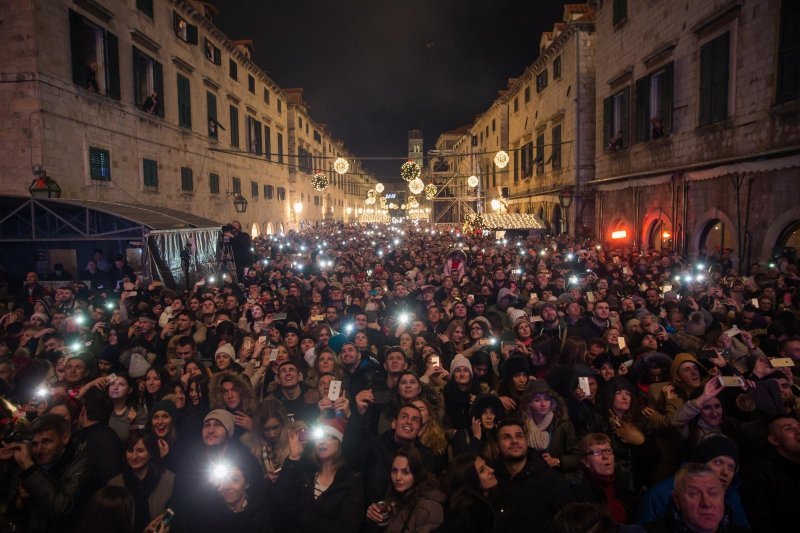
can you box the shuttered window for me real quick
[777,0,800,103]
[143,159,158,187]
[551,125,562,171]
[229,106,239,147]
[635,63,673,141]
[177,74,192,128]
[699,32,730,126]
[207,92,218,139]
[209,173,220,194]
[180,167,193,192]
[68,10,120,100]
[132,46,163,116]
[603,86,630,150]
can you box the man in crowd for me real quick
[492,418,573,532]
[0,414,99,532]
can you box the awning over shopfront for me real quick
[685,153,800,182]
[482,212,546,230]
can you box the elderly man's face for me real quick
[674,473,725,533]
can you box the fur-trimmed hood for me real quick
[209,371,257,414]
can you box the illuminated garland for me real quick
[400,160,421,182]
[333,158,349,175]
[312,172,328,191]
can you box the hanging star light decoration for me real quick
[379,196,387,209]
[375,183,385,193]
[312,172,328,191]
[409,177,424,195]
[494,150,510,169]
[333,157,350,175]
[366,188,377,200]
[400,160,421,182]
[407,196,419,209]
[467,175,479,188]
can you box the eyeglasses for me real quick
[584,448,614,457]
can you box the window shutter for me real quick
[187,24,198,45]
[132,46,142,106]
[699,39,714,125]
[264,125,271,159]
[777,0,800,103]
[105,31,120,100]
[173,11,180,34]
[214,47,221,65]
[660,62,674,133]
[635,76,650,142]
[153,60,164,117]
[69,10,88,88]
[603,96,613,149]
[710,33,729,123]
[620,86,630,147]
[513,149,519,183]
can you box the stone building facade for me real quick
[504,3,596,237]
[592,0,800,266]
[0,0,372,235]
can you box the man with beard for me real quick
[222,220,252,279]
[569,301,611,340]
[492,418,573,532]
[533,302,566,344]
[339,342,382,395]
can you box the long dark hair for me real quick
[123,429,162,474]
[385,446,439,517]
[77,485,135,533]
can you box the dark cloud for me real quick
[212,0,564,181]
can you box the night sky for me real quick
[211,0,565,182]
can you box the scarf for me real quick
[122,466,161,533]
[526,410,554,450]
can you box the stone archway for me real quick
[759,206,800,263]
[689,208,737,261]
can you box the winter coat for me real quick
[491,449,573,532]
[741,448,800,533]
[12,443,100,533]
[107,469,175,528]
[343,411,437,504]
[637,472,750,529]
[385,487,445,533]
[272,458,364,533]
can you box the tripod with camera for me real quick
[216,228,238,285]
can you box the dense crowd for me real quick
[1,220,799,533]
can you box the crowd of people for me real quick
[1,220,799,533]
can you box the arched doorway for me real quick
[265,222,274,236]
[646,219,673,250]
[552,205,563,235]
[699,219,736,256]
[779,221,800,249]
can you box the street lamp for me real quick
[232,194,248,213]
[28,172,62,199]
[558,189,573,236]
[293,201,303,215]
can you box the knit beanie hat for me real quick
[203,409,235,438]
[685,311,707,337]
[151,399,178,422]
[692,434,739,466]
[450,354,473,375]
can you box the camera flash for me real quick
[210,462,231,484]
[35,386,48,398]
[312,427,325,440]
[106,302,115,310]
[209,276,216,283]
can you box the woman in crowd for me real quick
[244,398,292,484]
[108,372,148,443]
[451,395,505,460]
[522,380,581,472]
[493,356,531,417]
[142,367,169,411]
[437,452,502,533]
[366,446,445,532]
[442,355,482,432]
[107,430,175,533]
[273,423,364,532]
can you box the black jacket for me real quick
[272,458,364,533]
[14,443,100,533]
[491,449,573,533]
[343,411,436,504]
[79,422,122,484]
[741,448,800,533]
